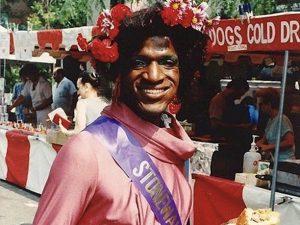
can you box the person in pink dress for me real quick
[33,2,215,225]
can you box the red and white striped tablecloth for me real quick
[193,174,300,225]
[0,128,61,194]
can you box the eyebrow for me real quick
[134,54,178,61]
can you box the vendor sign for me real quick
[208,13,300,53]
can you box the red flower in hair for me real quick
[96,4,131,40]
[161,7,181,26]
[111,4,132,23]
[96,12,120,39]
[92,26,102,37]
[77,33,88,51]
[77,1,214,69]
[88,38,119,63]
[180,8,193,28]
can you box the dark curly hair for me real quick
[20,63,39,77]
[79,71,101,88]
[100,3,208,99]
[79,70,112,99]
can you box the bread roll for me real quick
[236,208,280,225]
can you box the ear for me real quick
[84,82,92,90]
[112,74,121,102]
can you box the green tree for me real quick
[207,0,277,18]
[207,0,299,18]
[0,0,20,27]
[27,0,106,29]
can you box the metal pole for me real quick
[3,58,5,78]
[269,50,289,209]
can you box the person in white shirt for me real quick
[9,63,52,127]
[59,71,109,135]
[52,67,77,117]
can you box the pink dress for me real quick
[33,102,195,225]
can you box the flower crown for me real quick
[77,1,219,65]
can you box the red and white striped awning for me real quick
[1,26,95,61]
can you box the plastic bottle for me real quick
[243,135,261,173]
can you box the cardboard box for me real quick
[46,129,69,145]
[235,173,258,186]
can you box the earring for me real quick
[168,95,181,114]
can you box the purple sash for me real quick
[85,116,182,225]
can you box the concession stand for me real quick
[191,12,300,225]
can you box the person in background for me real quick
[52,67,77,117]
[11,68,30,122]
[284,78,300,158]
[256,87,295,161]
[287,61,300,80]
[258,57,275,80]
[258,57,283,81]
[59,71,109,136]
[33,2,212,224]
[209,78,252,138]
[9,63,52,128]
[209,78,252,179]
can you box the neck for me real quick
[126,102,162,126]
[32,77,39,85]
[86,90,98,98]
[57,77,63,84]
[142,114,162,127]
[270,109,278,118]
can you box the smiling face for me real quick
[120,36,180,124]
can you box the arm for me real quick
[32,134,98,225]
[257,131,294,153]
[210,118,252,130]
[209,97,252,131]
[32,97,53,112]
[9,95,25,111]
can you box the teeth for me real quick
[143,89,164,94]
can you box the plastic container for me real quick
[243,135,261,173]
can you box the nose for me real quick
[142,62,163,83]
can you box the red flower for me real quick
[161,7,181,26]
[92,26,102,37]
[111,4,132,23]
[180,8,193,28]
[88,38,119,63]
[108,24,119,39]
[96,12,120,39]
[77,33,88,51]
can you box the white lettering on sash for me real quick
[132,160,179,225]
[133,160,150,177]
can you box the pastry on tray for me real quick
[223,208,280,225]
